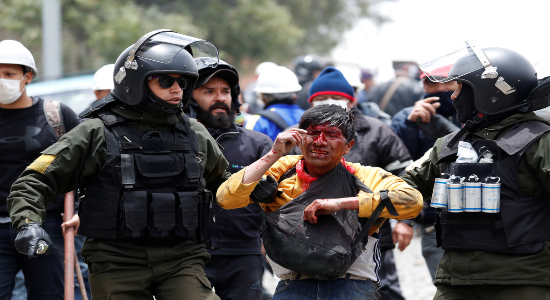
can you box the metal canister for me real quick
[431,177,450,209]
[447,176,464,213]
[463,175,481,212]
[482,177,501,213]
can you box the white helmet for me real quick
[336,66,364,90]
[254,66,302,94]
[0,40,37,77]
[92,64,115,91]
[255,61,277,76]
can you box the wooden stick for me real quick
[74,249,88,300]
[64,191,75,300]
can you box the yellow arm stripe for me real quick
[27,154,57,174]
[245,115,261,130]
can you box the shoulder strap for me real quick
[351,190,398,249]
[256,109,290,131]
[379,76,408,112]
[43,100,66,140]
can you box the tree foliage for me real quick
[0,0,386,76]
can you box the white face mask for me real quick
[312,98,349,110]
[0,75,27,105]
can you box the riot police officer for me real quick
[7,30,228,299]
[403,41,550,299]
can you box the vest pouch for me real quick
[121,191,148,238]
[78,188,119,239]
[135,153,185,178]
[438,210,542,254]
[149,193,176,238]
[198,190,213,244]
[499,196,550,249]
[174,192,199,239]
[450,162,497,182]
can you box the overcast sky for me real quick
[332,0,550,81]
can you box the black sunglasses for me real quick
[148,75,188,89]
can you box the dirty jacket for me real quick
[216,155,422,282]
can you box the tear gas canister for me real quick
[447,176,464,213]
[482,177,501,213]
[431,173,450,209]
[463,175,482,212]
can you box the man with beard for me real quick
[390,66,460,281]
[404,41,550,299]
[188,60,273,300]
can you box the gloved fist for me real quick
[14,222,53,258]
[250,175,279,204]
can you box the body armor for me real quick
[436,120,550,254]
[78,105,211,241]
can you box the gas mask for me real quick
[0,75,27,105]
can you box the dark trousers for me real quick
[434,284,550,300]
[0,215,64,300]
[378,248,405,300]
[205,254,264,300]
[82,238,219,300]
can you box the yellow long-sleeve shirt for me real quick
[217,155,422,234]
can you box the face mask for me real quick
[312,99,349,110]
[423,91,455,117]
[0,75,26,105]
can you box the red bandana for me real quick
[296,158,355,191]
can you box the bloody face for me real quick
[300,123,354,177]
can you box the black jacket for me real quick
[207,123,273,255]
[0,98,79,216]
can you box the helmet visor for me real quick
[417,41,484,83]
[137,32,219,67]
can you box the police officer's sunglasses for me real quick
[147,75,188,89]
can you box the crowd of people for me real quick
[1,29,550,300]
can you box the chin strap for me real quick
[447,112,485,149]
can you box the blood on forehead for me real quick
[306,124,344,139]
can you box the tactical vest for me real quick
[436,120,550,254]
[77,109,211,241]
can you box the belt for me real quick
[279,272,370,281]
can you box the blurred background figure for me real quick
[0,39,81,300]
[91,64,115,101]
[368,61,424,117]
[242,61,277,115]
[292,54,328,110]
[357,69,375,104]
[245,66,304,141]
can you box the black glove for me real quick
[14,222,53,258]
[250,175,279,204]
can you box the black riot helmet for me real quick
[194,59,241,113]
[292,54,327,84]
[112,29,219,110]
[418,41,538,116]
